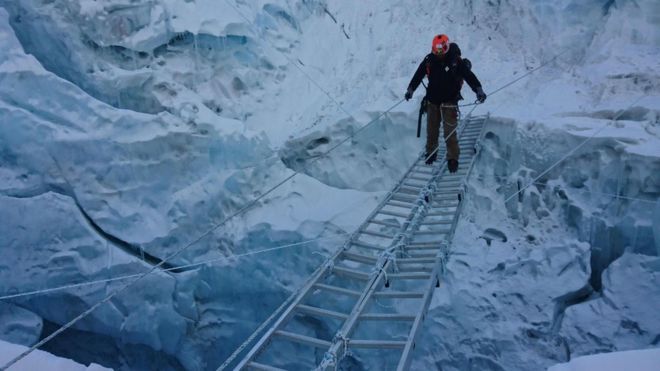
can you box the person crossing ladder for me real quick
[405,34,487,171]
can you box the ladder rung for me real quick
[437,181,462,187]
[406,252,437,258]
[342,251,378,264]
[274,330,331,348]
[415,162,438,168]
[435,181,462,187]
[415,230,450,235]
[433,194,460,201]
[313,283,361,297]
[444,168,468,174]
[411,172,433,178]
[409,176,431,182]
[431,201,459,208]
[360,313,417,321]
[412,167,433,174]
[349,340,407,349]
[378,210,409,218]
[352,240,385,251]
[434,185,461,191]
[391,194,418,203]
[408,242,442,249]
[406,244,440,250]
[402,182,425,188]
[333,266,370,280]
[373,291,425,299]
[385,200,415,209]
[360,230,394,239]
[428,199,457,205]
[389,272,431,280]
[436,184,462,190]
[297,304,348,320]
[247,362,287,371]
[435,182,462,188]
[408,241,445,246]
[396,265,433,272]
[419,220,452,225]
[426,210,455,217]
[397,186,420,194]
[397,257,436,264]
[368,219,401,228]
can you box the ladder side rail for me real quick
[354,150,432,236]
[449,114,489,240]
[319,152,450,369]
[234,201,391,370]
[234,115,488,370]
[460,114,489,187]
[396,251,444,371]
[233,247,344,370]
[235,151,430,369]
[397,115,489,370]
[319,255,399,370]
[320,116,478,368]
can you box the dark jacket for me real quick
[407,43,482,104]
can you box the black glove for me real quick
[404,88,413,101]
[476,87,487,103]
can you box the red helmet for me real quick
[432,34,450,55]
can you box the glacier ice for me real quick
[406,117,659,371]
[0,0,658,370]
[561,253,660,356]
[0,302,42,347]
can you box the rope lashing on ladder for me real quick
[316,332,352,371]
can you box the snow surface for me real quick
[0,339,112,371]
[547,348,660,371]
[0,0,658,370]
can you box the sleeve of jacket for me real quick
[407,55,429,92]
[459,59,482,93]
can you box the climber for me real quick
[405,34,487,172]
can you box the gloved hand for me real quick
[476,87,487,103]
[405,88,413,101]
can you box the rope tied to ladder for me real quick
[371,261,390,284]
[317,351,337,371]
[336,332,352,360]
[323,258,335,274]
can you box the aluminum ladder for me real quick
[230,114,489,371]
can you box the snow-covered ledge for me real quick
[0,339,112,371]
[547,348,660,371]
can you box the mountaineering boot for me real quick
[425,152,437,165]
[447,159,458,173]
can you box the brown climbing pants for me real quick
[427,102,460,161]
